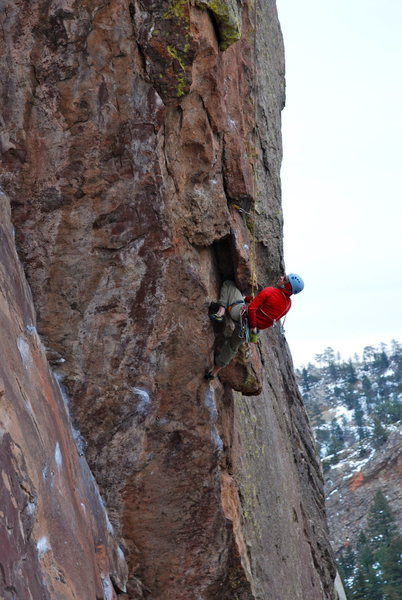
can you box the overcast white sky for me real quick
[276,0,402,367]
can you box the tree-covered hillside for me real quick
[295,341,402,599]
[337,491,402,599]
[296,341,401,468]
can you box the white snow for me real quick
[204,388,223,453]
[37,536,50,556]
[25,501,36,515]
[333,405,354,423]
[25,324,37,336]
[54,442,63,469]
[102,576,114,600]
[17,336,31,369]
[117,545,125,561]
[132,387,151,415]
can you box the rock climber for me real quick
[205,274,304,379]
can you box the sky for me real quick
[275,0,402,367]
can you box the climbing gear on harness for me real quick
[288,273,304,295]
[230,203,251,216]
[238,305,250,342]
[227,300,245,312]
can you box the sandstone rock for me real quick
[195,0,242,50]
[0,189,127,598]
[0,1,337,598]
[219,341,262,396]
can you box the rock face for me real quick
[0,189,127,598]
[1,1,337,599]
[325,426,402,555]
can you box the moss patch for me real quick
[195,0,242,50]
[163,0,188,20]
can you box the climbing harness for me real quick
[226,300,250,341]
[227,300,245,312]
[226,300,250,342]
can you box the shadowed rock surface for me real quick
[1,1,338,598]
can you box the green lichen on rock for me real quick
[158,1,193,98]
[195,0,242,50]
[166,42,191,97]
[163,0,188,21]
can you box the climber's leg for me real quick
[218,280,244,310]
[205,321,244,379]
[209,280,244,322]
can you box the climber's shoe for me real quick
[209,313,224,322]
[204,369,215,380]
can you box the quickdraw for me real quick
[239,304,250,342]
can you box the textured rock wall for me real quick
[1,1,337,598]
[0,189,127,598]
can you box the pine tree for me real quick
[362,374,375,409]
[366,491,398,551]
[327,418,345,461]
[371,416,388,449]
[353,535,383,600]
[351,565,369,599]
[345,360,358,385]
[373,350,390,376]
[382,535,402,600]
[355,491,402,600]
[337,546,356,596]
[353,401,367,441]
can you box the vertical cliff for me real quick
[1,1,337,598]
[0,189,127,598]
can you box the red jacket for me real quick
[246,287,292,330]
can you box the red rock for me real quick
[0,190,127,597]
[0,1,337,598]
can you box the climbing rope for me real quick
[248,0,259,299]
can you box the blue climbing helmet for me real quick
[287,273,304,295]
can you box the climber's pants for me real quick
[215,280,246,368]
[218,280,244,322]
[214,322,245,368]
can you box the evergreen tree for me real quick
[337,546,356,596]
[327,418,345,460]
[352,565,369,599]
[300,367,311,394]
[363,345,376,365]
[352,491,402,600]
[353,401,367,441]
[362,374,375,408]
[373,351,390,376]
[377,376,390,401]
[345,360,359,385]
[353,534,383,600]
[382,535,402,600]
[366,491,398,550]
[371,416,389,449]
